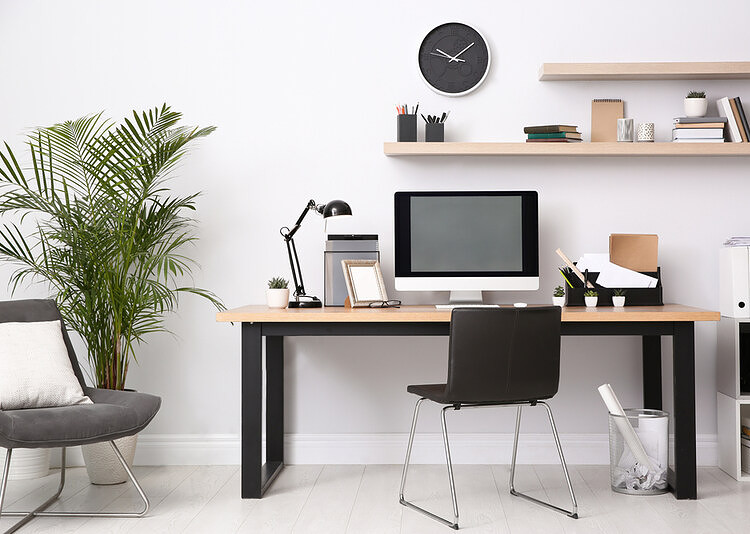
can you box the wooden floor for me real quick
[1,465,749,533]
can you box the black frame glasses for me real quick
[368,300,402,308]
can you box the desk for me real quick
[216,304,719,500]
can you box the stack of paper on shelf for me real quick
[524,125,581,142]
[672,116,726,143]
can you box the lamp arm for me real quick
[284,199,317,241]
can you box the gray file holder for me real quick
[324,235,379,306]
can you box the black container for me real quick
[425,122,445,142]
[564,267,663,306]
[397,114,417,142]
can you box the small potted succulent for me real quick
[584,289,598,307]
[612,288,626,307]
[267,277,290,308]
[552,285,566,307]
[684,90,707,118]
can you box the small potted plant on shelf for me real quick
[612,288,626,307]
[552,285,566,307]
[267,277,290,308]
[584,289,598,307]
[684,90,708,118]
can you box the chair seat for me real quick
[407,383,551,405]
[0,388,161,449]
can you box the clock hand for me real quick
[434,48,466,63]
[430,51,465,62]
[450,42,475,62]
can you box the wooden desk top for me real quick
[216,304,719,323]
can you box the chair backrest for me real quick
[446,306,561,403]
[0,299,87,388]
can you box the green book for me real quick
[527,132,581,139]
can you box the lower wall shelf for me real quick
[383,142,750,157]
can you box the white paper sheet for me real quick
[596,262,658,288]
[574,253,610,273]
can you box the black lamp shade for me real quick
[321,199,352,218]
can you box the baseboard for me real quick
[50,433,718,467]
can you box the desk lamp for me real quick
[280,199,352,308]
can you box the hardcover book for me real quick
[523,125,578,134]
[527,132,582,139]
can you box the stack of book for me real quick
[524,125,581,143]
[672,116,727,143]
[717,97,750,142]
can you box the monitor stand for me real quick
[448,290,483,305]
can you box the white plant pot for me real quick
[82,435,137,485]
[0,448,50,480]
[266,288,289,309]
[584,296,598,307]
[552,296,565,307]
[612,296,626,307]
[684,97,708,118]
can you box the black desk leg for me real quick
[241,323,262,498]
[671,322,697,500]
[266,336,285,467]
[642,336,663,410]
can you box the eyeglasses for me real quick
[368,300,402,308]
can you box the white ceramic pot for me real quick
[584,296,598,307]
[612,296,626,307]
[684,97,708,118]
[82,435,137,485]
[0,448,50,480]
[266,288,289,309]
[552,296,565,307]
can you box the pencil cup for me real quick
[397,114,417,142]
[617,118,634,142]
[637,122,655,142]
[425,123,444,142]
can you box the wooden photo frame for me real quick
[341,260,388,307]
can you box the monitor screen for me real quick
[394,191,539,290]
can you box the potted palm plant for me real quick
[0,105,223,483]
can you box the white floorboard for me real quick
[0,465,747,533]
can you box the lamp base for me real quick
[288,297,323,309]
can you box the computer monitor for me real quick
[394,191,539,303]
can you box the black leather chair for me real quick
[399,306,578,529]
[0,299,161,533]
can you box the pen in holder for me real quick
[425,122,444,142]
[397,114,417,142]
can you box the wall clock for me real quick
[418,22,490,97]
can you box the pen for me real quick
[421,114,428,123]
[415,102,419,115]
[440,112,446,123]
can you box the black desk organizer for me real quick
[565,267,663,306]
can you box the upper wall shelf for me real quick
[538,61,750,81]
[384,142,750,157]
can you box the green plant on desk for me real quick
[686,90,706,98]
[268,277,289,289]
[584,289,598,297]
[613,288,627,297]
[553,285,565,298]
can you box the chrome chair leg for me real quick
[399,398,460,530]
[0,441,150,534]
[509,402,578,519]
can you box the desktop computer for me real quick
[394,191,539,305]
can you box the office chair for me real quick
[399,306,578,529]
[0,299,161,534]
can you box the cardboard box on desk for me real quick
[564,267,663,306]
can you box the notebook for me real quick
[591,99,624,142]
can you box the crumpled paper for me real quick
[612,459,667,491]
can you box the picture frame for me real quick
[341,260,388,307]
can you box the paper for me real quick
[598,384,655,472]
[596,262,658,288]
[574,253,610,273]
[609,234,658,272]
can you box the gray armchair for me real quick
[0,299,161,533]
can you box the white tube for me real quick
[598,383,655,471]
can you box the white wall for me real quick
[1,0,748,464]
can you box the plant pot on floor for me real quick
[81,435,137,485]
[266,288,289,309]
[684,97,707,117]
[0,448,50,480]
[584,296,598,307]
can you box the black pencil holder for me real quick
[397,114,417,142]
[425,123,445,142]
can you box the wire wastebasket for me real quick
[608,408,668,495]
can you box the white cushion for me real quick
[0,320,91,410]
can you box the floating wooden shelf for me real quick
[538,61,750,81]
[384,142,750,157]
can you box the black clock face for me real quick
[418,22,490,96]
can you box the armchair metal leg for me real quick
[399,398,460,530]
[509,403,578,519]
[0,441,150,534]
